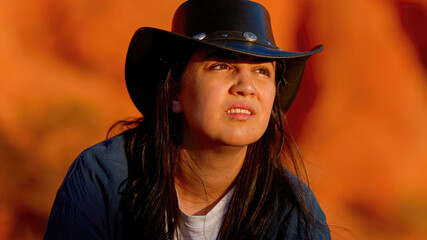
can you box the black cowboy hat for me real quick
[125,0,323,117]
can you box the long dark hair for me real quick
[115,52,318,239]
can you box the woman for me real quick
[44,0,330,239]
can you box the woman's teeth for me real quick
[227,108,251,115]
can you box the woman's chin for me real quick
[216,134,262,148]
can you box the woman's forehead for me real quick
[190,47,276,65]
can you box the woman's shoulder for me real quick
[65,135,128,180]
[278,168,324,212]
[45,135,128,240]
[57,135,128,204]
[274,168,331,239]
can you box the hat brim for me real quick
[125,27,324,116]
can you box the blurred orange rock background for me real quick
[0,0,426,239]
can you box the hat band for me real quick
[192,31,280,50]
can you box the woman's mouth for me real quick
[225,104,255,120]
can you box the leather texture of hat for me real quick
[125,0,324,117]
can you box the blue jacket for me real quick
[44,135,331,239]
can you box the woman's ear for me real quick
[171,96,182,113]
[169,75,183,113]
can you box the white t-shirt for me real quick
[174,188,234,240]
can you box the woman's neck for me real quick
[175,145,247,216]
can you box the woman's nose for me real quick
[229,70,257,97]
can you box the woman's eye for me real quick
[211,63,230,70]
[255,67,271,76]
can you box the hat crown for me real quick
[172,0,276,46]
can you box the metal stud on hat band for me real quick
[193,33,206,40]
[243,32,257,42]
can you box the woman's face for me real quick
[172,48,276,148]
